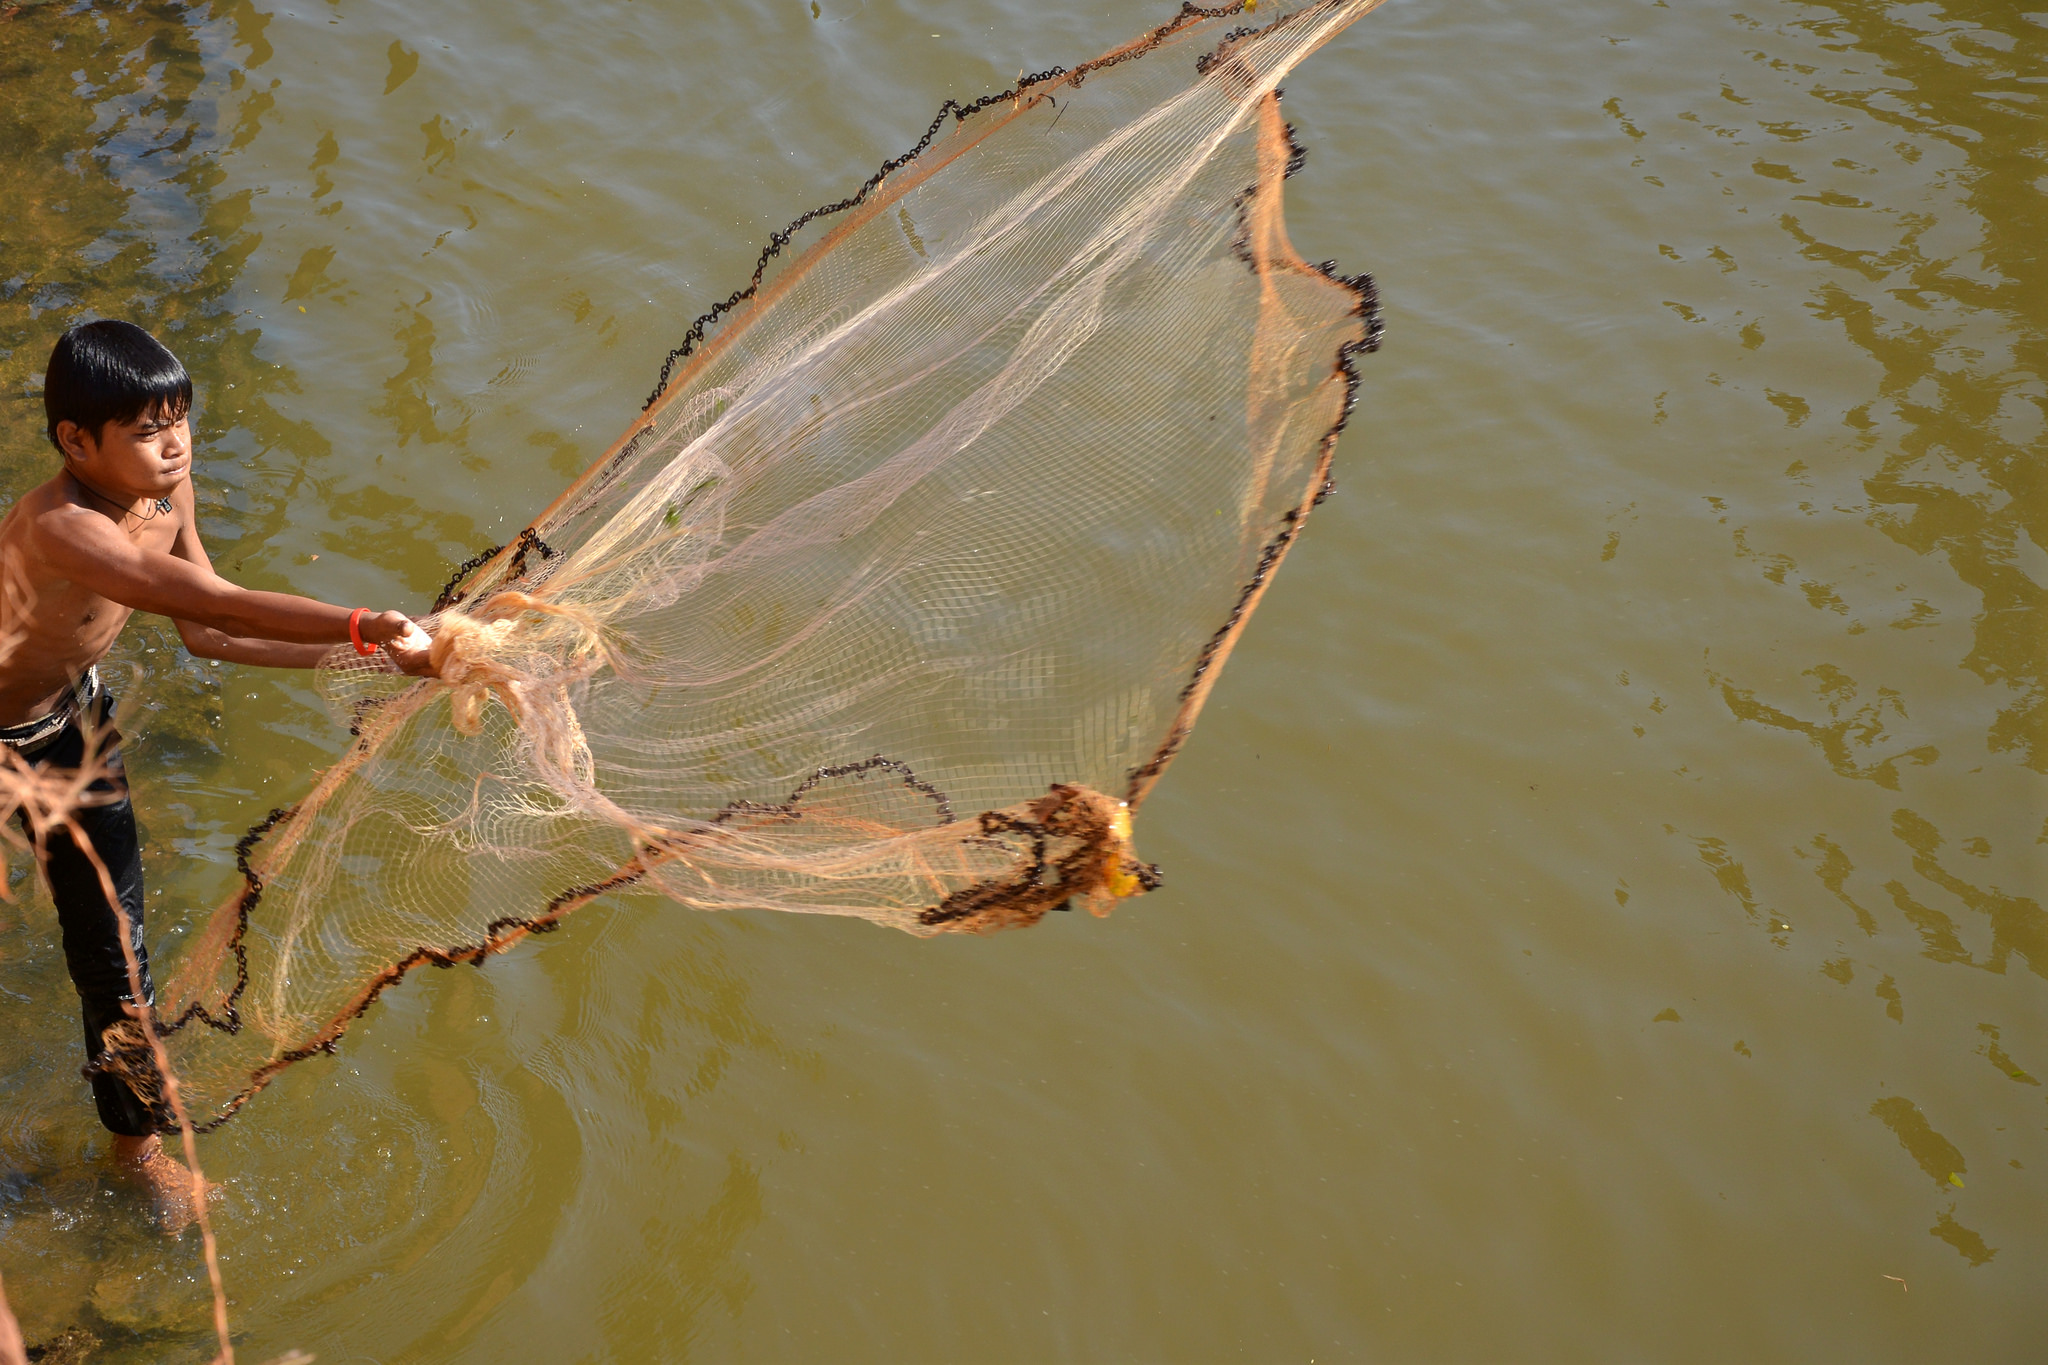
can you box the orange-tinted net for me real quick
[118,0,1385,1131]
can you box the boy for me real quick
[3,320,434,1226]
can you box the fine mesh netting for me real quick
[123,0,1385,1130]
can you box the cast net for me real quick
[128,0,1386,1129]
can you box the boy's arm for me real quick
[159,493,348,668]
[33,492,432,673]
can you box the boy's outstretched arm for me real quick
[32,485,435,675]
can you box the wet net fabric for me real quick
[136,0,1385,1129]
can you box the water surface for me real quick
[0,0,2042,1359]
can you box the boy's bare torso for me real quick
[0,474,187,727]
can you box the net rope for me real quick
[108,0,1386,1131]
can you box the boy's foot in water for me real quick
[111,1134,204,1234]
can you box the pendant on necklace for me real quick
[153,496,173,515]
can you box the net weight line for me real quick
[114,758,1153,1129]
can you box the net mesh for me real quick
[126,0,1385,1131]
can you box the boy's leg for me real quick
[29,723,165,1138]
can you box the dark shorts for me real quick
[7,684,163,1138]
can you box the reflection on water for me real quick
[1803,2,2045,772]
[1,0,2043,1358]
[1562,0,2044,1320]
[0,0,280,1344]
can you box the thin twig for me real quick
[68,817,234,1361]
[0,694,236,1361]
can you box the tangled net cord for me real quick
[95,0,1387,1134]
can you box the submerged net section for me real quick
[127,0,1386,1130]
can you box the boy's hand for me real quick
[357,612,436,677]
[379,618,438,677]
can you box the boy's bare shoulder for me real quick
[2,474,60,538]
[0,478,142,606]
[10,471,87,517]
[2,474,91,551]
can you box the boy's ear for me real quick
[54,419,92,462]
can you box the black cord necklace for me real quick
[77,481,174,523]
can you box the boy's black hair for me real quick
[43,319,193,455]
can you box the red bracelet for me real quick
[348,607,378,656]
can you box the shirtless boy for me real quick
[3,320,435,1224]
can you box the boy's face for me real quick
[57,404,191,498]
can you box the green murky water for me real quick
[1,0,2042,1359]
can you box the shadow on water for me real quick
[1784,0,2047,771]
[1615,0,2044,1278]
[0,0,290,1348]
[0,0,314,918]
